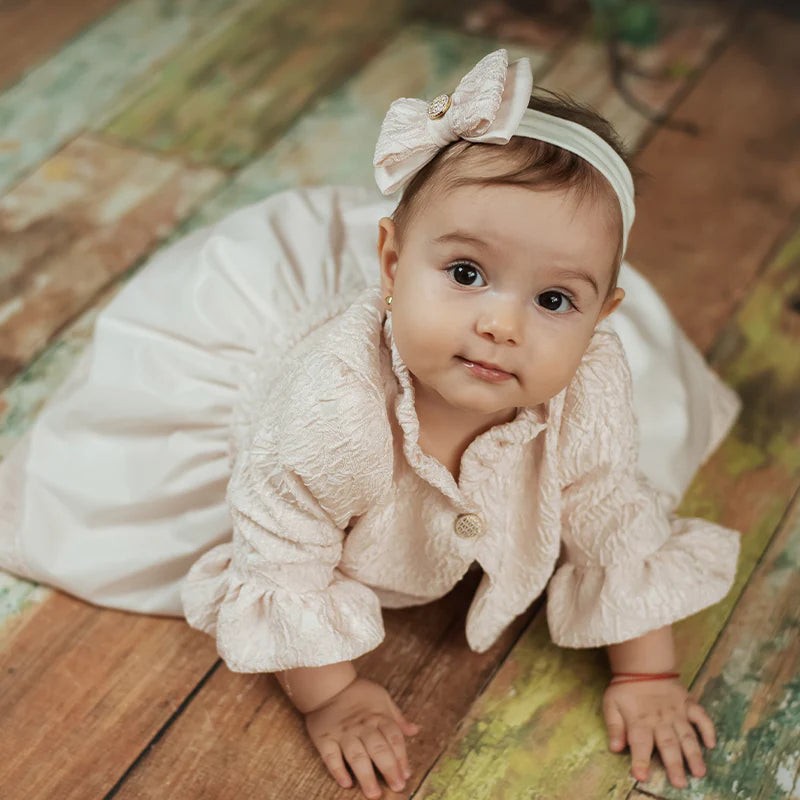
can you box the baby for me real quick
[180,51,739,797]
[0,50,740,799]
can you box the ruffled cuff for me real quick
[546,518,740,648]
[181,544,385,672]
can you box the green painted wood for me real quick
[101,0,406,168]
[188,24,556,225]
[639,487,800,799]
[413,226,800,799]
[0,0,257,195]
[0,574,49,637]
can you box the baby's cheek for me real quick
[522,356,579,403]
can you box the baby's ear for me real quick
[597,287,625,324]
[377,217,399,286]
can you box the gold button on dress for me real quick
[454,513,483,539]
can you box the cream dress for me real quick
[0,186,741,659]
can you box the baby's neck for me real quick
[412,378,517,481]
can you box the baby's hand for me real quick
[602,677,716,789]
[304,677,420,799]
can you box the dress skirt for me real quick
[0,185,741,616]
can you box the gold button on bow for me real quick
[454,513,483,539]
[427,93,452,119]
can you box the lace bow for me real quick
[373,49,533,195]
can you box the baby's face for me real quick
[378,182,625,425]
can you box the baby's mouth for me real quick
[456,356,515,380]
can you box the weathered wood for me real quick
[639,475,800,798]
[0,593,217,799]
[0,0,255,195]
[101,0,407,168]
[539,2,731,150]
[111,573,541,799]
[0,0,123,91]
[188,2,729,228]
[625,7,800,352]
[0,134,222,388]
[189,24,556,224]
[412,224,800,799]
[0,4,796,799]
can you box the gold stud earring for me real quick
[385,295,392,306]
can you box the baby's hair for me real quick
[391,89,641,300]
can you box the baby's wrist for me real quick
[609,670,681,685]
[276,661,358,714]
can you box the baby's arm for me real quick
[602,625,716,789]
[547,330,736,788]
[276,662,419,799]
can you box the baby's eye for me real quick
[536,290,576,314]
[447,262,486,287]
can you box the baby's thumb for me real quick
[388,696,420,736]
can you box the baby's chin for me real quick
[437,388,520,419]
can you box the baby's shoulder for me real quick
[277,283,388,400]
[249,284,393,464]
[567,326,631,402]
[559,327,638,460]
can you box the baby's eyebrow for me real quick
[551,268,599,297]
[434,232,488,248]
[434,232,600,297]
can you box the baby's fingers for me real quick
[387,694,420,738]
[363,727,407,794]
[316,739,354,791]
[379,720,413,782]
[687,701,717,749]
[675,720,707,779]
[602,696,627,752]
[341,736,383,800]
[627,724,655,782]
[654,723,688,788]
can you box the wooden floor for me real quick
[0,1,798,798]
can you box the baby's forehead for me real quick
[420,169,619,237]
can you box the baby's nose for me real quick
[476,299,523,343]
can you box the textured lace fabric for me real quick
[181,284,741,673]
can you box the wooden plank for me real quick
[638,489,800,799]
[0,0,256,195]
[100,0,406,168]
[189,23,557,225]
[0,0,123,91]
[412,222,800,798]
[539,2,731,150]
[110,572,540,799]
[0,592,218,799]
[625,7,800,352]
[0,134,222,388]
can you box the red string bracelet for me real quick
[610,671,680,684]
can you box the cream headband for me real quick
[373,49,635,253]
